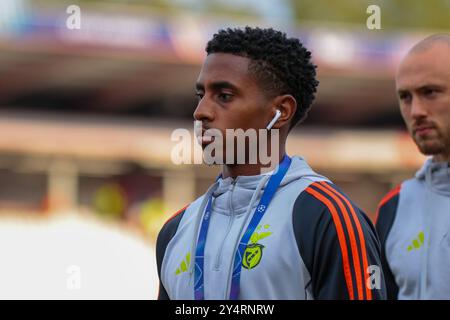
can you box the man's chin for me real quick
[415,140,445,156]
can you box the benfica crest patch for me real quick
[242,224,272,270]
[242,243,265,269]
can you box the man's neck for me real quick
[221,150,286,179]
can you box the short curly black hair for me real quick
[206,26,319,130]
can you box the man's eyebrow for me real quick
[195,81,239,92]
[397,84,445,94]
[417,84,445,91]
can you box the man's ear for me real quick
[270,94,297,130]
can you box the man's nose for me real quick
[193,97,214,122]
[410,97,428,120]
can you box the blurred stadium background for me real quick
[0,0,448,299]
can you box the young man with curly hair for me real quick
[156,27,386,300]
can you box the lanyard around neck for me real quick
[194,155,292,300]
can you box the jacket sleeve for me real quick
[375,185,401,300]
[293,181,387,300]
[155,206,187,300]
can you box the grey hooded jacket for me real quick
[157,156,386,300]
[376,158,450,299]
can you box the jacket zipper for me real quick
[213,178,237,271]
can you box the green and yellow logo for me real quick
[242,224,273,270]
[175,252,191,275]
[407,231,425,251]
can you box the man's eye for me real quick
[218,93,233,102]
[195,92,204,100]
[399,92,411,102]
[423,88,438,97]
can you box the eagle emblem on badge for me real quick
[242,224,272,270]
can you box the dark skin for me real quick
[193,53,297,178]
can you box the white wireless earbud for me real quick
[266,109,282,130]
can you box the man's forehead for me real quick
[197,53,252,83]
[396,46,450,89]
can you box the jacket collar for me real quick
[415,158,450,196]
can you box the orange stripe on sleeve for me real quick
[305,186,355,300]
[375,185,401,224]
[165,204,189,225]
[313,182,364,300]
[319,181,372,300]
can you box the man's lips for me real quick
[413,126,435,137]
[197,135,215,145]
[196,129,215,146]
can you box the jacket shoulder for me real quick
[156,205,188,300]
[292,181,385,300]
[375,184,401,241]
[157,205,188,255]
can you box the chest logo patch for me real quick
[407,231,424,251]
[175,252,191,275]
[242,224,272,270]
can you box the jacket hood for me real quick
[211,156,329,216]
[415,158,450,196]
